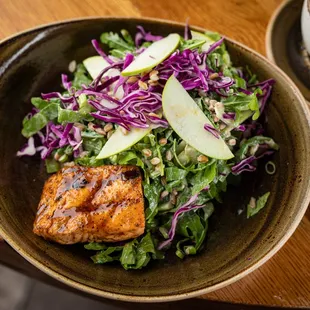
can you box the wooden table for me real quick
[0,0,309,307]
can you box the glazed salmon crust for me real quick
[33,165,145,244]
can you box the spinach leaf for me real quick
[176,203,214,256]
[83,238,167,266]
[22,103,58,138]
[120,29,135,46]
[45,158,60,173]
[85,243,108,251]
[234,77,247,89]
[110,49,127,58]
[80,129,106,156]
[75,156,104,167]
[223,92,260,120]
[72,64,92,89]
[100,31,135,58]
[247,192,270,218]
[120,240,137,267]
[90,246,123,264]
[190,161,217,194]
[40,102,59,120]
[165,167,188,182]
[81,130,104,139]
[117,151,145,169]
[246,65,258,84]
[22,113,47,138]
[120,233,161,270]
[175,238,190,259]
[177,212,206,246]
[179,39,206,51]
[176,187,192,208]
[204,31,221,42]
[144,179,163,221]
[58,107,82,123]
[31,97,49,110]
[83,138,105,156]
[128,233,153,269]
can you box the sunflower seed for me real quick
[160,190,169,199]
[103,123,113,132]
[166,150,173,161]
[127,76,139,84]
[138,80,148,90]
[197,155,209,163]
[95,127,106,135]
[209,72,219,80]
[150,157,161,165]
[142,149,152,157]
[68,60,77,73]
[159,138,167,146]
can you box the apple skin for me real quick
[83,56,124,99]
[121,34,180,76]
[96,126,152,159]
[162,75,234,160]
[191,31,215,52]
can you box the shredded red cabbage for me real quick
[61,74,72,91]
[18,28,276,180]
[89,90,165,130]
[223,112,235,120]
[204,37,224,55]
[231,156,256,175]
[158,193,201,250]
[231,150,275,175]
[235,124,246,132]
[90,61,124,90]
[16,137,36,157]
[21,122,83,160]
[91,39,113,65]
[249,79,275,113]
[135,26,163,47]
[204,124,220,139]
[112,54,134,96]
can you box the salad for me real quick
[18,25,278,270]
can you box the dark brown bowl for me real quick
[0,18,309,302]
[266,0,310,102]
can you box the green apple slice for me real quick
[191,30,215,52]
[121,33,180,76]
[83,56,110,79]
[83,56,124,99]
[96,126,152,159]
[162,75,234,160]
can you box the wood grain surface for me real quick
[0,0,309,307]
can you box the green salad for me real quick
[18,25,278,270]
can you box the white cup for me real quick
[301,0,310,54]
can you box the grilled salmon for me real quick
[33,165,145,244]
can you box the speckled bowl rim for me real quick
[0,16,309,303]
[265,0,310,105]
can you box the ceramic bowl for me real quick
[0,18,309,302]
[266,0,310,102]
[301,0,310,54]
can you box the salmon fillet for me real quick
[33,165,145,244]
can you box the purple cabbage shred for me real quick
[204,124,220,139]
